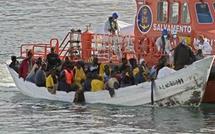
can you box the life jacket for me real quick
[64,69,74,85]
[74,67,86,83]
[46,74,54,89]
[91,79,104,92]
[133,67,140,76]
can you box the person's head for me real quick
[67,62,74,70]
[162,29,168,38]
[112,12,118,19]
[92,57,98,65]
[181,38,186,45]
[27,50,33,59]
[158,55,169,67]
[129,58,137,68]
[198,34,204,43]
[197,49,203,55]
[171,29,178,39]
[51,47,55,53]
[104,65,110,76]
[121,57,128,64]
[11,56,17,62]
[65,56,69,61]
[76,61,83,69]
[36,57,42,66]
[41,63,47,70]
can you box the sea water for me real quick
[0,0,215,133]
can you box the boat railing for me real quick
[19,30,161,66]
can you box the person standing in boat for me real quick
[155,29,172,55]
[9,56,20,73]
[174,40,196,70]
[193,34,212,56]
[19,50,35,80]
[104,12,120,35]
[46,47,61,71]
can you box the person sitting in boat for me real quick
[9,56,19,73]
[139,58,149,82]
[174,40,196,70]
[121,65,133,87]
[119,57,129,73]
[195,49,204,61]
[46,68,58,94]
[104,12,120,35]
[19,50,35,80]
[61,56,70,70]
[91,76,104,92]
[87,57,101,75]
[193,34,212,56]
[58,63,79,92]
[103,64,111,82]
[83,73,93,92]
[35,62,46,87]
[26,57,42,83]
[148,56,170,80]
[46,47,61,71]
[155,29,172,55]
[129,58,142,85]
[74,61,86,88]
[157,56,176,79]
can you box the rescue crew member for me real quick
[194,34,212,56]
[155,29,172,55]
[104,12,120,35]
[19,50,35,79]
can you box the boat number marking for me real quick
[158,78,184,90]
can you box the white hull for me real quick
[7,56,214,106]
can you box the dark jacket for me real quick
[35,68,46,87]
[174,43,195,70]
[46,52,61,70]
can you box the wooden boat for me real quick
[7,56,214,106]
[11,0,215,104]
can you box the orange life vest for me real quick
[64,69,74,85]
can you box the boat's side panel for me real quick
[6,56,214,106]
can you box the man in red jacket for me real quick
[19,50,35,79]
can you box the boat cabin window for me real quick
[181,3,191,24]
[169,2,179,24]
[157,1,168,22]
[196,3,213,23]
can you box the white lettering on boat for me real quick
[153,23,192,33]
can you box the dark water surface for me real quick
[1,0,215,133]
